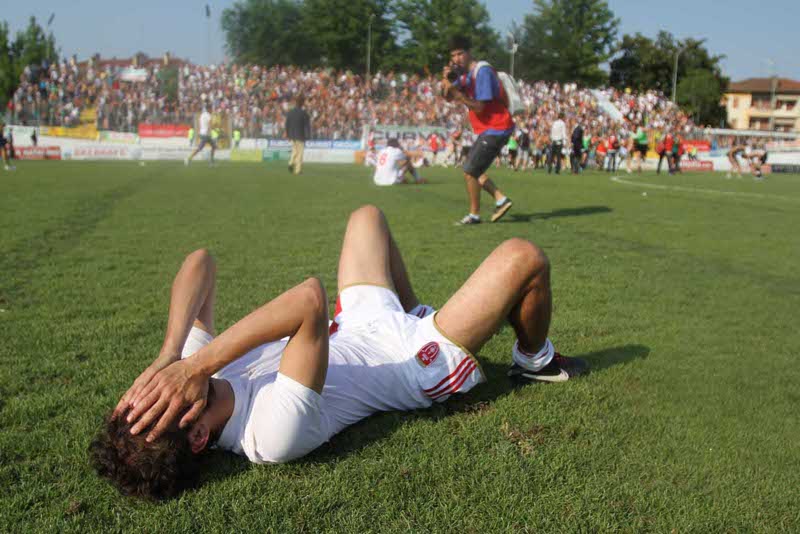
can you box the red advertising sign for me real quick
[138,124,191,138]
[679,160,714,172]
[15,146,62,160]
[684,140,711,152]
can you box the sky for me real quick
[3,0,799,81]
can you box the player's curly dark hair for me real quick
[448,35,472,52]
[88,407,202,501]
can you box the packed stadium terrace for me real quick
[8,57,696,140]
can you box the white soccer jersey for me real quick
[199,111,212,136]
[373,146,407,186]
[180,286,484,464]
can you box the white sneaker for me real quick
[184,157,189,166]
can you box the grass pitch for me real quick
[1,161,798,532]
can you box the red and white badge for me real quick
[416,342,440,367]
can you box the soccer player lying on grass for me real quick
[91,205,587,500]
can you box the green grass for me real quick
[1,161,799,532]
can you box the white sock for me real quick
[512,338,554,372]
[495,196,507,207]
[469,213,480,220]
[409,304,434,318]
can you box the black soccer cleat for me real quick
[507,353,589,383]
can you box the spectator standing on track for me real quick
[548,112,566,174]
[285,94,311,175]
[570,122,584,174]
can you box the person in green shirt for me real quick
[627,122,649,174]
[506,135,519,169]
[581,134,591,169]
[233,130,242,149]
[188,127,195,148]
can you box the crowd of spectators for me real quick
[7,56,696,141]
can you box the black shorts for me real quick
[0,138,6,148]
[197,135,217,150]
[508,149,518,158]
[461,145,472,158]
[463,133,509,178]
[635,143,648,156]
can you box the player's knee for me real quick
[186,248,216,272]
[301,277,328,319]
[502,238,549,274]
[348,204,385,226]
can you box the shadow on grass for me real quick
[194,344,650,491]
[505,205,613,223]
[297,343,649,465]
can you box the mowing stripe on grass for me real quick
[610,175,800,203]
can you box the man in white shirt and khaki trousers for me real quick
[548,112,567,175]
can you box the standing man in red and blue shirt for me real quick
[442,35,514,225]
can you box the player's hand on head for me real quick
[126,359,209,442]
[113,353,180,418]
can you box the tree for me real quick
[222,0,320,66]
[393,0,503,73]
[0,16,58,112]
[0,22,14,110]
[677,69,726,126]
[302,0,397,72]
[12,16,57,70]
[517,0,618,86]
[609,31,728,124]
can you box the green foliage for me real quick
[158,67,180,104]
[393,0,503,73]
[1,163,800,531]
[221,0,320,67]
[677,69,726,126]
[0,16,58,111]
[609,31,728,125]
[0,22,14,111]
[302,0,397,71]
[517,0,619,86]
[221,0,501,74]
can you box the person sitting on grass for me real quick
[91,205,588,500]
[372,138,425,186]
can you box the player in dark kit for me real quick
[0,122,15,172]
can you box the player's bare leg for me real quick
[186,144,203,164]
[436,238,587,382]
[1,147,12,171]
[479,174,513,223]
[337,205,420,312]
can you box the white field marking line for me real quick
[611,175,800,203]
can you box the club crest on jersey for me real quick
[416,342,440,367]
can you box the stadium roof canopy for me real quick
[728,78,800,95]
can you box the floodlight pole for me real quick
[510,43,518,78]
[672,46,687,103]
[367,14,375,81]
